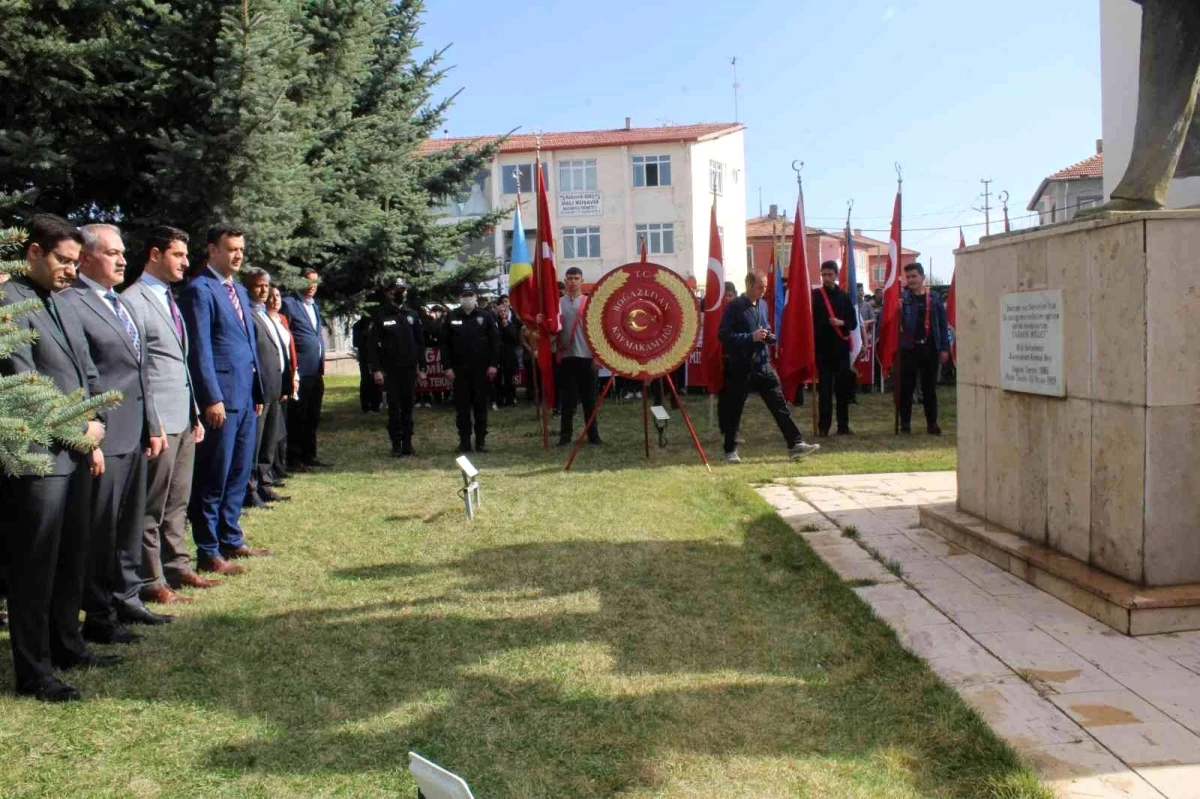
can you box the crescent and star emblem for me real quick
[627,308,655,332]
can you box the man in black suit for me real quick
[811,260,858,437]
[66,224,170,643]
[280,267,330,470]
[1,215,111,701]
[243,268,289,506]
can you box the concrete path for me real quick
[757,472,1200,799]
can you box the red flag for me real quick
[877,188,903,377]
[700,196,725,393]
[838,237,849,292]
[777,185,816,399]
[533,160,560,410]
[959,227,966,250]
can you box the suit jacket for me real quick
[718,294,772,373]
[121,279,198,435]
[250,309,284,402]
[0,277,103,475]
[811,285,858,370]
[280,294,324,378]
[63,279,161,456]
[178,270,264,412]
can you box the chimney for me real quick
[1096,138,1103,154]
[853,228,862,238]
[768,204,778,219]
[624,117,632,131]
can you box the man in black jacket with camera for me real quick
[717,271,820,465]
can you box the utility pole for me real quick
[731,56,740,122]
[758,187,763,217]
[976,178,993,236]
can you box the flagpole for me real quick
[533,135,551,449]
[892,163,903,435]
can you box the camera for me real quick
[764,332,777,345]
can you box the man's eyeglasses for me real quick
[49,251,80,269]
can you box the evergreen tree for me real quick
[0,228,118,477]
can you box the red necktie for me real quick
[225,281,246,328]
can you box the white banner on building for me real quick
[558,191,602,217]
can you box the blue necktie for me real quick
[105,290,141,361]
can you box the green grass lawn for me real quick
[0,377,1049,798]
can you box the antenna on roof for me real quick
[731,56,740,122]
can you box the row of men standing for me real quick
[0,215,330,702]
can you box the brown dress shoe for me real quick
[198,556,247,576]
[168,571,221,590]
[221,545,274,559]
[140,584,194,605]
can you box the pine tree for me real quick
[0,228,119,477]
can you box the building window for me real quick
[502,163,543,194]
[872,263,886,284]
[632,155,671,187]
[779,244,792,268]
[1050,203,1057,223]
[635,223,675,255]
[503,229,538,266]
[562,226,601,259]
[1077,196,1102,212]
[558,158,597,192]
[709,160,724,195]
[746,245,754,270]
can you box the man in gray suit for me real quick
[1,214,110,701]
[242,267,290,508]
[122,227,218,604]
[65,224,169,643]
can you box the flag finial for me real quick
[791,159,804,189]
[895,162,903,187]
[846,198,854,226]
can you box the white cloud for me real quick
[882,7,896,21]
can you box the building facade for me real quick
[1027,142,1104,225]
[422,122,748,291]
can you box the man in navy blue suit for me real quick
[179,225,271,577]
[281,267,331,470]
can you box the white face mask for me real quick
[460,297,477,313]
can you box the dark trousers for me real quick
[248,395,283,499]
[1,457,92,687]
[496,363,517,406]
[288,374,324,465]
[190,406,255,560]
[453,368,489,445]
[385,368,417,447]
[142,428,195,589]
[898,342,940,430]
[558,357,599,443]
[271,400,290,479]
[358,364,381,412]
[84,450,146,628]
[818,364,854,434]
[719,363,802,454]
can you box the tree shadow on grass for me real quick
[99,512,1033,797]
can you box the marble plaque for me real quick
[1000,289,1065,397]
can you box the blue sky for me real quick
[421,0,1101,284]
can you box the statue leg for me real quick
[1110,0,1200,208]
[1177,99,1200,178]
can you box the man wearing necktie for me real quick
[280,267,331,470]
[64,224,170,644]
[121,227,217,604]
[179,225,269,579]
[0,215,109,701]
[896,262,950,435]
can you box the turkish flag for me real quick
[777,185,816,399]
[876,189,903,377]
[700,197,725,394]
[533,160,560,409]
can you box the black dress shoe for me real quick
[588,437,603,446]
[390,447,405,458]
[456,442,472,454]
[308,457,334,468]
[289,463,314,473]
[259,488,291,502]
[556,438,570,447]
[475,442,489,453]
[837,428,855,436]
[244,493,270,509]
[927,425,943,435]
[18,676,80,703]
[82,623,143,645]
[401,441,415,456]
[54,651,122,671]
[116,605,174,626]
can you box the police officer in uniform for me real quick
[896,262,950,435]
[441,284,498,453]
[368,278,425,457]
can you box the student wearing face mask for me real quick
[440,284,499,453]
[367,278,425,457]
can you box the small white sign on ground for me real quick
[1000,289,1065,397]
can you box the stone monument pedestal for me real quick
[920,211,1200,635]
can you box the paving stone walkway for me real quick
[756,472,1200,799]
